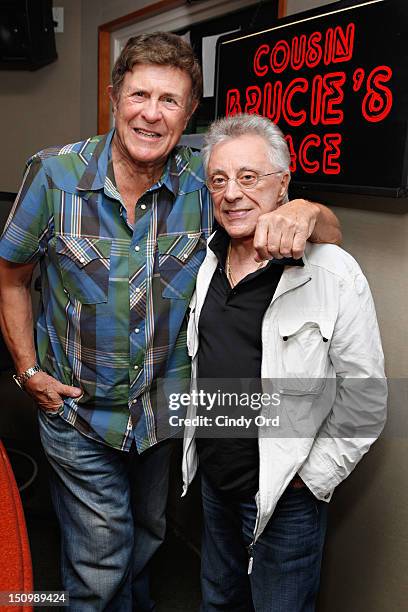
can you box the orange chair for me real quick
[0,440,33,612]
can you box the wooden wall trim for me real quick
[98,30,111,134]
[278,0,287,18]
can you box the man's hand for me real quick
[253,199,341,261]
[24,371,82,414]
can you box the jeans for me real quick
[201,475,328,612]
[38,409,174,612]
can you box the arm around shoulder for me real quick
[307,201,342,245]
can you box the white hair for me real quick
[202,114,291,202]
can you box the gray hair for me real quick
[202,114,291,201]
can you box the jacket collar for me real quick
[193,233,312,321]
[271,244,312,304]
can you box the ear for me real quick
[108,85,117,115]
[277,173,291,206]
[190,98,199,116]
[184,98,199,128]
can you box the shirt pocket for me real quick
[56,236,112,304]
[277,314,335,395]
[157,232,206,300]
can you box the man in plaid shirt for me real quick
[0,33,341,611]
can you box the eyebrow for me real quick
[161,91,181,99]
[127,87,183,100]
[209,166,262,174]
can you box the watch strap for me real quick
[13,364,43,389]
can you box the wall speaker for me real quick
[0,0,57,70]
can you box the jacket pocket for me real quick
[277,314,335,395]
[157,232,206,300]
[56,235,112,304]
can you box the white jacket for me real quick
[182,239,387,553]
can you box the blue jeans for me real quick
[38,409,174,612]
[201,475,328,612]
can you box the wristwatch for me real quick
[13,364,43,389]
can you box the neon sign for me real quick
[215,0,408,197]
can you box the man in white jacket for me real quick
[181,114,387,611]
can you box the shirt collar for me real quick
[169,145,206,195]
[209,228,304,268]
[148,153,179,196]
[77,132,205,199]
[77,129,114,194]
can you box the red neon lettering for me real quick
[310,75,322,126]
[324,28,333,66]
[306,31,323,69]
[331,23,355,64]
[323,134,342,174]
[362,66,393,123]
[299,134,320,174]
[282,78,308,127]
[291,35,306,70]
[270,40,290,74]
[253,44,270,77]
[352,68,365,92]
[284,134,297,173]
[321,72,346,125]
[263,81,282,123]
[245,86,262,114]
[226,89,242,116]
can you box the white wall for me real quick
[287,0,338,14]
[0,0,82,192]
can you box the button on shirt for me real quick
[0,130,213,452]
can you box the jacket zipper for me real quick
[247,543,254,574]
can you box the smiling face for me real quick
[110,63,197,172]
[208,134,289,240]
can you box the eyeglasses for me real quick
[206,170,283,193]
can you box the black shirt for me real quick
[196,228,302,498]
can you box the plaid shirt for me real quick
[0,130,213,452]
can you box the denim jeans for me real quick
[201,475,328,612]
[38,409,174,612]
